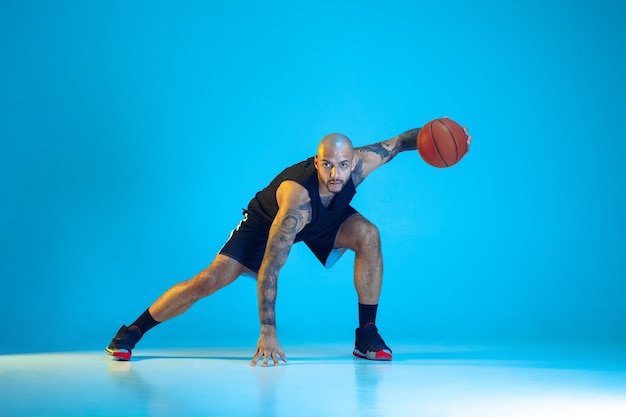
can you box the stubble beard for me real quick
[326,180,344,194]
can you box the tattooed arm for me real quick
[251,180,311,367]
[351,128,420,187]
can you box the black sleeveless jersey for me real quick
[246,157,357,242]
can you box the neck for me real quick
[320,193,335,208]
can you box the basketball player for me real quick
[106,127,468,366]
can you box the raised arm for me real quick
[251,180,311,367]
[351,128,420,187]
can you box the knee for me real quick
[356,221,381,252]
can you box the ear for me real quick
[314,155,319,170]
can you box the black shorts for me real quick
[219,207,358,273]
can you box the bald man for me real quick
[106,129,421,366]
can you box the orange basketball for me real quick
[417,118,468,168]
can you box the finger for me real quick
[250,348,263,366]
[262,352,269,367]
[271,353,278,366]
[278,351,287,364]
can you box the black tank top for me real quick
[246,157,357,242]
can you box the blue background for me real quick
[1,0,624,354]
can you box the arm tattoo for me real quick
[358,143,391,161]
[258,208,304,327]
[351,158,365,187]
[278,213,299,241]
[297,202,312,223]
[376,129,421,164]
[351,128,421,187]
[260,281,277,326]
[396,128,420,152]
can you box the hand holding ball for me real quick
[417,118,470,168]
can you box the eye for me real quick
[323,162,331,168]
[340,162,349,168]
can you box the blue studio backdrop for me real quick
[1,0,625,354]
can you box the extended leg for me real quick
[149,254,249,322]
[106,254,249,360]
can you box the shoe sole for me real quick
[353,348,392,361]
[105,347,132,361]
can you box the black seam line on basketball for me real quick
[431,120,449,167]
[441,119,459,165]
[446,120,459,164]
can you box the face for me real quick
[314,144,354,194]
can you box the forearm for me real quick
[258,270,278,329]
[256,208,303,331]
[355,128,419,164]
[376,128,420,165]
[396,128,420,153]
[257,249,285,332]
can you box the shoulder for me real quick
[276,179,309,202]
[275,180,312,223]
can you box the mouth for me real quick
[329,180,343,187]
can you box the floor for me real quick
[1,344,626,417]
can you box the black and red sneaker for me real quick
[105,325,142,361]
[353,322,392,361]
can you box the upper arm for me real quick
[265,180,311,249]
[257,180,310,278]
[275,180,311,231]
[352,129,418,186]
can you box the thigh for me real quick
[334,214,377,250]
[211,253,256,277]
[197,253,257,288]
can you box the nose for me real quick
[330,166,337,178]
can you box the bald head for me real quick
[314,133,355,195]
[317,133,354,159]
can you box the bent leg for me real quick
[335,214,392,360]
[334,214,382,304]
[149,254,251,322]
